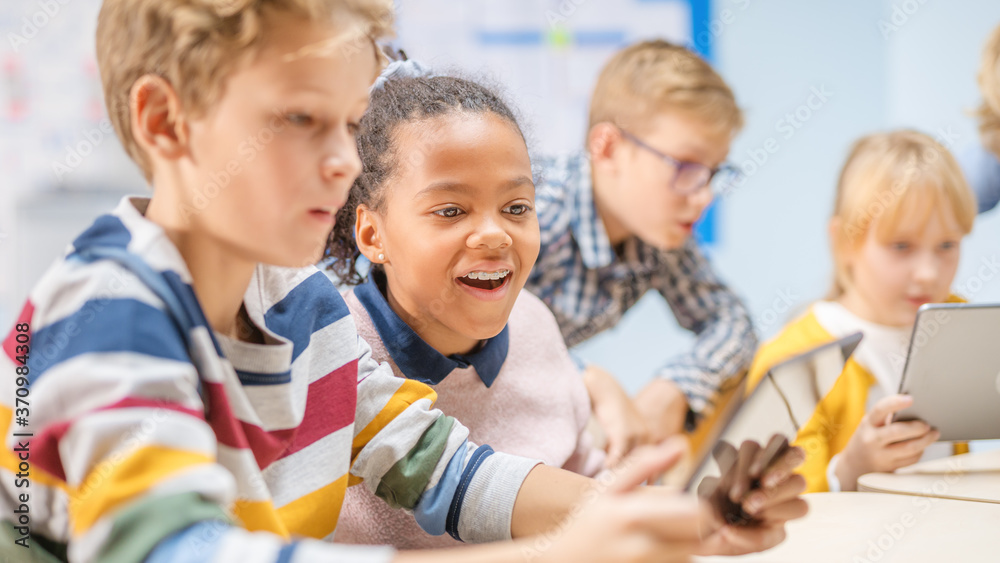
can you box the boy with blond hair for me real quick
[0,3,805,562]
[527,40,755,460]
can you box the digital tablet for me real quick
[684,332,863,492]
[895,303,1000,441]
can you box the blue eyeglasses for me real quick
[618,128,743,196]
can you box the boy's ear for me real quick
[130,74,189,162]
[355,204,385,264]
[587,122,624,164]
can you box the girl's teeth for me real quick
[464,270,510,280]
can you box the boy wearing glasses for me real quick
[527,40,754,464]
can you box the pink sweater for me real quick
[335,287,604,549]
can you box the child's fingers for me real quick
[742,474,806,516]
[729,440,761,502]
[604,432,628,469]
[879,420,933,446]
[755,446,804,491]
[712,441,739,491]
[892,452,925,470]
[697,475,721,499]
[608,436,688,494]
[867,394,914,427]
[697,520,788,557]
[886,429,941,462]
[748,435,787,478]
[752,496,810,525]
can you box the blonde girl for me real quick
[749,130,977,492]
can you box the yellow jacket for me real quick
[748,298,965,493]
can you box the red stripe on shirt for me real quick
[278,360,358,460]
[3,301,35,363]
[29,397,207,483]
[202,380,296,469]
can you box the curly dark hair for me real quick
[324,73,526,285]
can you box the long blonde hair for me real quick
[976,23,1000,158]
[827,130,976,299]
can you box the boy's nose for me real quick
[685,185,714,213]
[321,139,362,182]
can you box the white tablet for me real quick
[895,303,1000,441]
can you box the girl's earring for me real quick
[377,253,385,261]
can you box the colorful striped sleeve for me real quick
[1,257,402,563]
[0,259,245,562]
[350,336,540,543]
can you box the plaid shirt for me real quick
[525,153,757,415]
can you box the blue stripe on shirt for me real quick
[28,297,188,385]
[446,444,494,542]
[236,368,292,386]
[71,213,132,252]
[145,521,227,563]
[264,271,351,362]
[275,543,298,563]
[413,438,469,536]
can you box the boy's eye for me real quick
[285,113,314,127]
[347,122,361,136]
[939,241,959,251]
[890,242,911,252]
[433,207,464,218]
[503,203,532,216]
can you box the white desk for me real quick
[858,450,1000,504]
[694,492,1000,562]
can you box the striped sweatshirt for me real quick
[0,197,538,563]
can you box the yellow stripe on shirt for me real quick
[233,498,289,538]
[351,379,437,460]
[69,445,212,536]
[276,473,349,539]
[0,404,69,493]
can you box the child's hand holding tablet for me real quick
[692,435,808,555]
